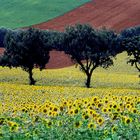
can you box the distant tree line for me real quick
[0,24,139,87]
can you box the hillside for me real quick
[0,0,90,28]
[32,0,140,31]
[0,0,140,69]
[0,1,140,138]
[0,52,139,88]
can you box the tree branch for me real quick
[76,59,88,74]
[89,62,98,75]
[86,58,89,71]
[135,62,140,72]
[88,61,92,70]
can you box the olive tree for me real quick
[119,26,140,73]
[0,27,9,48]
[1,28,51,85]
[62,24,118,88]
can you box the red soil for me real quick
[1,0,140,69]
[0,48,4,55]
[0,48,73,69]
[32,0,140,32]
[46,50,73,68]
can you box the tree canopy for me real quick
[62,24,118,88]
[119,26,140,73]
[0,24,139,87]
[1,28,52,85]
[0,27,9,47]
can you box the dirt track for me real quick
[1,0,140,69]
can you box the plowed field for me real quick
[32,0,140,31]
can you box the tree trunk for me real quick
[85,73,91,88]
[28,68,36,85]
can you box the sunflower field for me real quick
[0,52,140,140]
[0,83,140,139]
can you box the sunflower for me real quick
[53,107,58,112]
[111,113,119,121]
[88,122,96,129]
[74,121,82,128]
[92,112,99,118]
[124,117,132,124]
[88,105,93,110]
[48,111,53,116]
[102,108,108,113]
[46,120,53,128]
[87,109,94,116]
[25,132,31,137]
[0,118,5,125]
[97,103,102,108]
[104,129,109,136]
[49,106,53,111]
[83,99,88,106]
[9,122,19,132]
[131,108,137,114]
[74,108,79,114]
[109,104,113,108]
[104,100,109,104]
[115,107,121,113]
[0,132,3,138]
[112,125,117,133]
[59,106,64,112]
[112,104,117,109]
[42,108,48,114]
[82,114,89,120]
[21,107,28,113]
[125,104,131,110]
[63,101,68,106]
[68,109,74,116]
[107,107,112,113]
[130,102,134,107]
[92,97,98,102]
[68,105,72,110]
[119,103,123,107]
[72,103,77,108]
[57,121,62,126]
[96,117,104,126]
[52,111,58,117]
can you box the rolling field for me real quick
[0,0,140,69]
[0,0,90,29]
[32,0,140,31]
[25,0,140,69]
[0,53,139,88]
[0,0,140,139]
[0,53,140,139]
